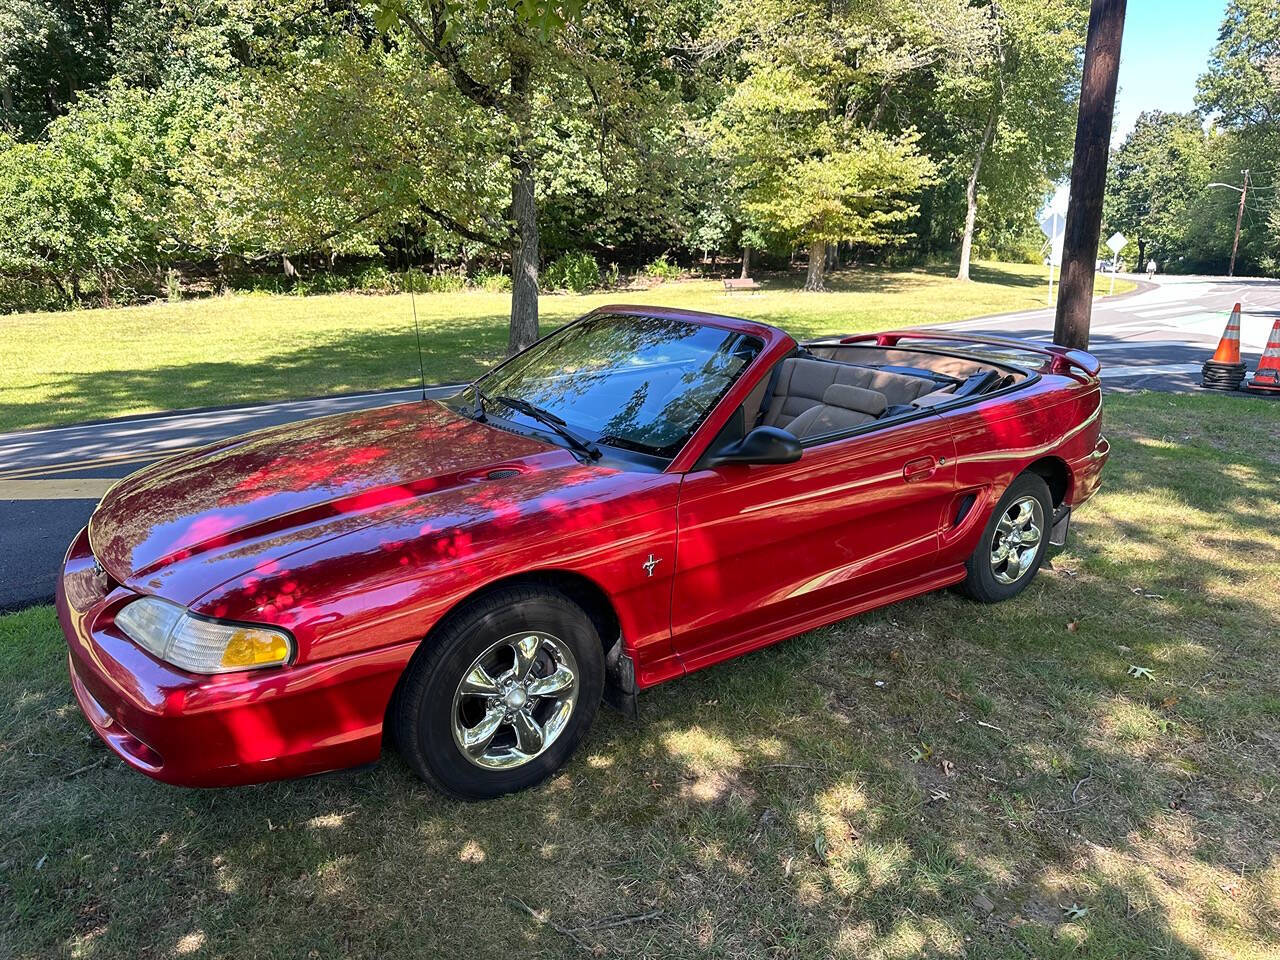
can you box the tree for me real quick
[0,83,179,304]
[751,131,935,291]
[702,0,937,291]
[933,0,1085,281]
[1197,0,1280,131]
[1103,111,1213,268]
[1196,0,1280,273]
[0,1,115,137]
[362,0,581,354]
[365,0,694,352]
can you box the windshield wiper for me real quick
[495,394,602,461]
[472,385,490,422]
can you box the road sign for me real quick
[1049,233,1065,267]
[1039,212,1066,240]
[1106,232,1127,254]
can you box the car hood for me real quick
[89,400,571,601]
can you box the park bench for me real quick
[723,278,761,293]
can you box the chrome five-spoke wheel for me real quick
[989,495,1044,585]
[451,631,579,770]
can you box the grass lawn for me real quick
[2,390,1277,959]
[0,261,1134,434]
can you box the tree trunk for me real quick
[740,245,751,279]
[804,241,826,291]
[507,53,539,356]
[957,109,998,282]
[1136,237,1146,267]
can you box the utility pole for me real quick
[1208,170,1251,277]
[1230,170,1249,277]
[1053,0,1127,350]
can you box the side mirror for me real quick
[706,425,802,467]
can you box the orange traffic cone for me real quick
[1243,318,1280,396]
[1202,303,1247,391]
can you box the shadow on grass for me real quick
[1,262,1051,434]
[3,393,1277,958]
[0,320,508,434]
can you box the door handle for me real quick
[903,456,938,482]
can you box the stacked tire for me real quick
[1201,357,1246,391]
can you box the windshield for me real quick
[472,312,763,458]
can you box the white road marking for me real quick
[1085,339,1208,352]
[1135,306,1199,318]
[0,478,116,501]
[1101,362,1204,379]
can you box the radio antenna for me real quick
[409,283,427,401]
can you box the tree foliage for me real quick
[1101,0,1279,275]
[15,0,1276,322]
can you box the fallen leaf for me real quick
[909,743,933,763]
[1066,621,1079,633]
[1127,665,1154,680]
[928,789,949,804]
[941,759,956,778]
[813,832,829,863]
[1061,903,1089,921]
[1160,695,1180,709]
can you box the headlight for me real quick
[115,596,293,674]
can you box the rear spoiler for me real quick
[829,330,1102,379]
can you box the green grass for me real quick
[2,390,1276,959]
[0,261,1134,434]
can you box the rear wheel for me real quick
[959,473,1052,603]
[393,587,604,799]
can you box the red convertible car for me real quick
[59,306,1109,798]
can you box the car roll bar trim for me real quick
[834,331,1102,379]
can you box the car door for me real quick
[669,412,957,673]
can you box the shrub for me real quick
[229,272,285,295]
[304,271,353,295]
[400,269,465,293]
[402,268,429,293]
[543,252,601,293]
[644,254,682,282]
[603,262,621,288]
[0,277,64,314]
[474,269,511,293]
[356,264,398,293]
[425,271,467,293]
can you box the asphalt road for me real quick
[3,273,1277,611]
[0,385,463,611]
[943,273,1279,390]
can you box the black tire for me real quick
[959,472,1053,604]
[392,586,604,800]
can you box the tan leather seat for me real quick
[762,357,935,428]
[786,384,887,438]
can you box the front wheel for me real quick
[392,587,604,799]
[959,473,1052,603]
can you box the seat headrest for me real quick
[822,383,887,417]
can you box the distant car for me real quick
[59,307,1109,798]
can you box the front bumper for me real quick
[58,527,415,787]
